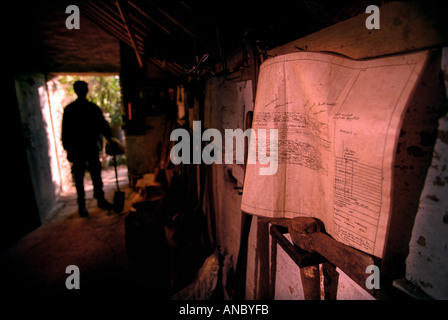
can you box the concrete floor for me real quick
[0,165,172,301]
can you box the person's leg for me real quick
[88,154,112,210]
[72,159,89,217]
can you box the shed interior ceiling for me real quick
[7,0,372,75]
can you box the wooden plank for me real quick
[256,220,270,299]
[269,233,277,299]
[322,262,339,300]
[232,212,252,299]
[268,2,448,60]
[299,265,321,300]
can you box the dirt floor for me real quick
[0,165,172,302]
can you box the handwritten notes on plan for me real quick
[241,51,429,257]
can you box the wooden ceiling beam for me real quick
[127,0,171,34]
[79,0,187,76]
[116,0,143,68]
[147,0,195,38]
[128,12,152,33]
[88,1,124,30]
[81,4,130,44]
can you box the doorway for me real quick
[46,74,126,199]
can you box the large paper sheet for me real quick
[241,51,429,257]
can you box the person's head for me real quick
[73,81,88,99]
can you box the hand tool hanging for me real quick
[106,138,126,212]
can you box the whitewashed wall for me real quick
[405,48,448,299]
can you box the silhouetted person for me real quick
[62,81,113,217]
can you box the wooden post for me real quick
[256,219,270,299]
[300,265,321,300]
[322,262,339,300]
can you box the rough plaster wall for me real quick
[274,245,305,299]
[46,78,75,194]
[203,76,253,279]
[208,163,244,258]
[126,115,166,179]
[406,113,448,299]
[405,48,448,299]
[204,75,249,133]
[15,73,61,222]
[380,50,448,285]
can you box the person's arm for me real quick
[94,103,112,141]
[102,117,112,142]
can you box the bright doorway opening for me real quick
[46,74,126,200]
